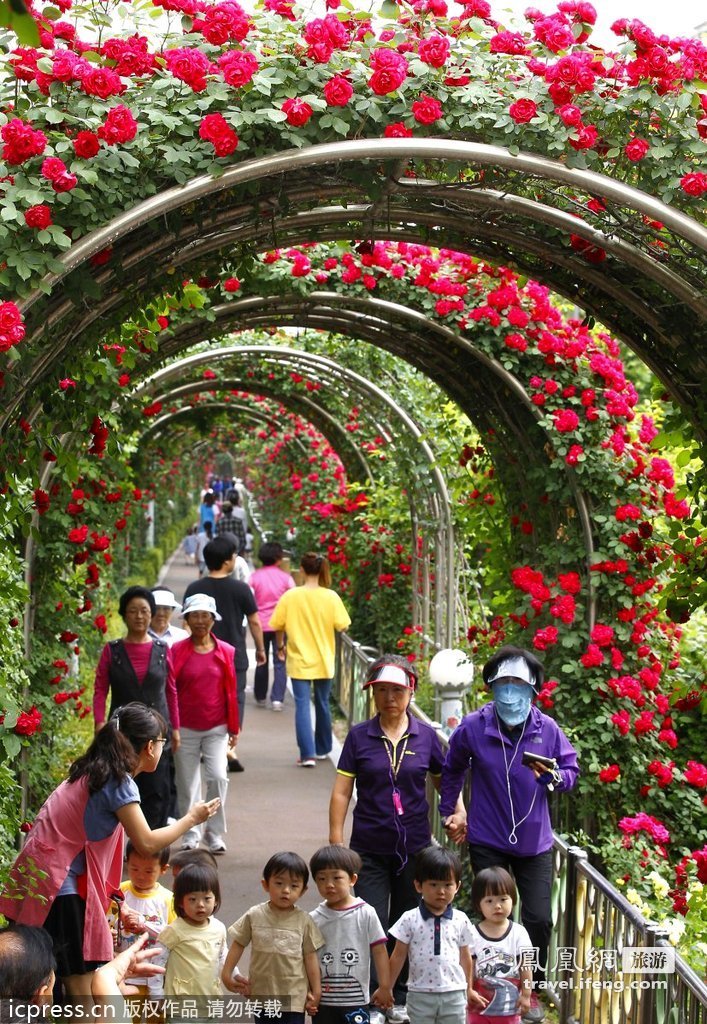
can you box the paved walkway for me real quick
[157,553,345,934]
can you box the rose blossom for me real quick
[282,97,313,127]
[418,33,451,68]
[24,204,52,229]
[73,130,101,158]
[625,137,649,161]
[509,99,538,123]
[384,122,413,137]
[218,49,258,87]
[323,75,353,107]
[198,113,239,156]
[553,408,580,432]
[97,105,138,146]
[0,302,27,352]
[412,94,443,125]
[164,47,214,92]
[369,48,408,95]
[680,172,707,197]
[599,765,620,782]
[1,118,47,164]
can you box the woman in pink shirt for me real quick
[170,593,239,855]
[249,542,295,710]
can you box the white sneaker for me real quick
[271,701,283,711]
[369,1011,387,1024]
[386,1006,409,1024]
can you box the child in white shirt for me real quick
[373,846,474,1024]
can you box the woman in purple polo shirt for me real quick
[329,654,453,1019]
[439,645,579,1024]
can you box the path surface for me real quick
[158,553,345,935]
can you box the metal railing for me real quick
[334,635,707,1024]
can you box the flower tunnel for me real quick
[0,0,706,944]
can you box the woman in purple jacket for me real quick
[439,645,579,1024]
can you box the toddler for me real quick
[108,842,173,998]
[310,845,392,1024]
[468,867,534,1024]
[374,846,474,1024]
[159,862,227,996]
[222,851,324,1024]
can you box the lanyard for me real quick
[382,732,409,781]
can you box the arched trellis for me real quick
[132,345,457,645]
[8,140,707,441]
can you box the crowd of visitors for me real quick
[0,477,578,1024]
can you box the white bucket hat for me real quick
[152,589,182,612]
[182,593,222,621]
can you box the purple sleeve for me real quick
[93,644,112,724]
[439,719,473,818]
[427,726,445,776]
[551,722,579,792]
[336,729,358,776]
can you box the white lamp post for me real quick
[429,649,474,735]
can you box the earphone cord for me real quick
[497,711,537,846]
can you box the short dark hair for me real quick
[262,851,309,886]
[259,542,284,567]
[0,925,55,999]
[300,552,330,587]
[414,845,462,884]
[482,646,544,691]
[471,866,518,914]
[125,840,170,868]
[119,585,156,619]
[204,535,236,570]
[169,848,218,873]
[69,702,167,794]
[310,846,362,878]
[173,862,221,918]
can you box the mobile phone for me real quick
[521,751,557,769]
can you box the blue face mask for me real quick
[492,681,533,727]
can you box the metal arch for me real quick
[150,293,597,615]
[140,379,376,486]
[20,138,706,311]
[138,402,299,448]
[136,345,457,645]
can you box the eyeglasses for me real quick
[152,737,166,745]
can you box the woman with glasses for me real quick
[328,655,462,1023]
[93,585,180,829]
[0,702,220,999]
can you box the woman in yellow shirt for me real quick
[271,553,351,767]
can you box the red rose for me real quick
[24,204,52,229]
[218,49,258,87]
[1,118,47,165]
[73,130,101,158]
[369,48,408,95]
[14,706,42,736]
[553,103,581,126]
[570,124,598,150]
[418,33,451,68]
[33,487,50,514]
[41,157,67,181]
[68,525,88,544]
[202,1,250,45]
[323,75,353,107]
[164,47,214,92]
[680,172,707,197]
[282,98,313,127]
[224,276,241,292]
[599,765,620,782]
[198,113,239,156]
[489,31,528,54]
[81,66,126,99]
[553,408,580,433]
[384,122,413,138]
[411,94,443,125]
[98,105,138,146]
[509,99,538,124]
[625,137,649,161]
[52,171,78,193]
[0,301,26,352]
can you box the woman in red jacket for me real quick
[170,593,239,855]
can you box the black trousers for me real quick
[468,843,553,982]
[135,748,171,828]
[354,850,418,1003]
